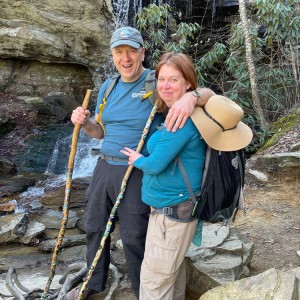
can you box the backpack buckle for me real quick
[162,207,173,215]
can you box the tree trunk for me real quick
[238,0,268,131]
[289,44,300,104]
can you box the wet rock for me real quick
[0,156,17,176]
[0,175,35,197]
[58,245,87,264]
[17,92,83,122]
[0,201,17,213]
[38,234,86,252]
[18,221,46,244]
[30,200,43,210]
[0,213,28,243]
[35,209,79,229]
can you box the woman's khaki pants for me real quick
[140,212,198,300]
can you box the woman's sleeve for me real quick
[133,122,195,174]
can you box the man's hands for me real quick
[120,147,143,165]
[165,94,195,132]
[165,88,215,132]
[71,107,91,126]
[71,106,104,139]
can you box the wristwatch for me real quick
[191,90,201,103]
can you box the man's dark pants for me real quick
[85,159,150,298]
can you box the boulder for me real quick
[0,1,114,68]
[0,175,35,197]
[35,209,79,229]
[0,156,17,176]
[0,213,28,243]
[200,268,300,300]
[186,224,254,298]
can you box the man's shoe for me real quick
[66,285,97,300]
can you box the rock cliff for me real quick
[0,0,115,104]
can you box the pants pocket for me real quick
[142,215,182,278]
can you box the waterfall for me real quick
[18,132,100,204]
[45,132,100,178]
[113,0,143,28]
[113,0,130,27]
[185,0,192,20]
[211,0,216,29]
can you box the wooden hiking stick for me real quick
[77,104,157,299]
[41,89,93,300]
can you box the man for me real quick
[67,27,215,299]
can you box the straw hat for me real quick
[191,95,253,151]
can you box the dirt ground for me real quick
[235,123,300,277]
[235,180,300,276]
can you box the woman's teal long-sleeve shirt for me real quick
[133,118,206,208]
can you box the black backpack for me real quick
[178,147,246,224]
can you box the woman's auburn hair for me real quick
[155,52,198,116]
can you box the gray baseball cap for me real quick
[111,27,144,49]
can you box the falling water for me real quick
[113,0,130,27]
[211,0,216,29]
[113,0,143,28]
[45,132,99,178]
[185,0,192,20]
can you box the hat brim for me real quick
[111,40,141,49]
[191,107,253,151]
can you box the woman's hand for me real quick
[120,147,143,165]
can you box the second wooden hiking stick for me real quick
[77,104,157,299]
[41,89,93,300]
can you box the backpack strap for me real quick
[97,70,156,130]
[103,74,121,100]
[142,69,156,106]
[177,148,213,203]
[232,152,246,222]
[97,74,121,132]
[177,157,197,205]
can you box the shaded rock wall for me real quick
[0,58,93,102]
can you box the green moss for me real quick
[259,108,300,152]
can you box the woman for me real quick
[121,52,206,300]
